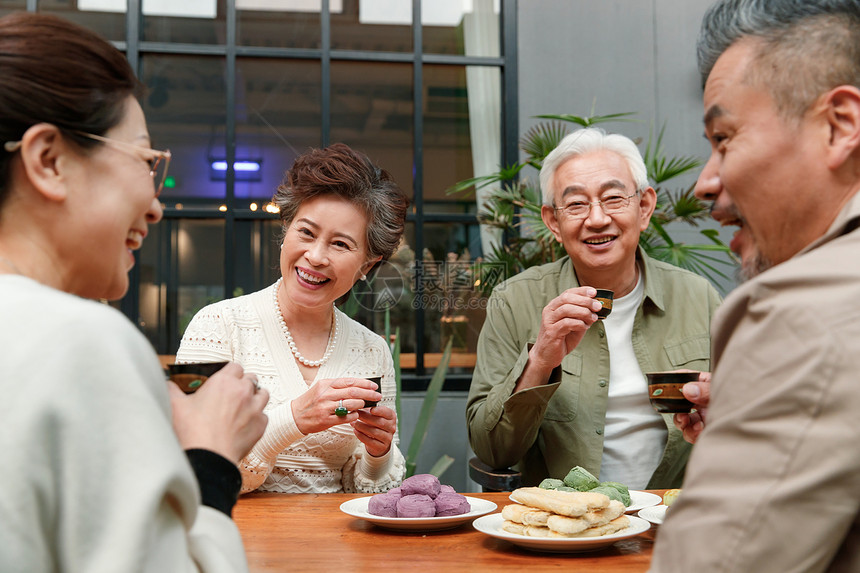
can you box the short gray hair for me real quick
[539,128,648,206]
[698,0,860,121]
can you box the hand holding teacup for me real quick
[645,369,711,444]
[291,376,383,434]
[349,375,396,458]
[168,361,269,464]
[594,289,614,319]
[528,287,604,371]
[672,372,711,444]
[351,402,397,458]
[363,376,382,408]
[290,375,394,457]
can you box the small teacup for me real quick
[646,371,699,413]
[595,289,614,320]
[167,362,230,394]
[364,376,381,408]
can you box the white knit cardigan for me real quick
[177,283,406,494]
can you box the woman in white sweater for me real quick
[0,13,268,572]
[178,144,408,493]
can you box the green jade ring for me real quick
[335,400,348,417]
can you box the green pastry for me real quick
[561,466,599,491]
[538,478,564,490]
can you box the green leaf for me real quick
[536,111,638,127]
[392,327,402,428]
[520,121,568,164]
[428,455,455,478]
[644,124,703,184]
[405,339,453,477]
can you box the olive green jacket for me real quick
[466,250,721,489]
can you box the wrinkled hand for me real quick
[291,377,382,435]
[673,371,711,444]
[351,406,397,457]
[169,362,269,464]
[529,286,602,372]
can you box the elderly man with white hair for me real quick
[466,128,721,489]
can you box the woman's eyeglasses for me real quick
[4,131,172,197]
[74,131,171,197]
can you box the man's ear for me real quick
[638,186,657,232]
[821,85,860,170]
[17,123,69,202]
[541,204,563,243]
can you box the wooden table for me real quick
[234,491,664,572]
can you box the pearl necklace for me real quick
[272,278,339,367]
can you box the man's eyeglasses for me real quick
[4,131,172,197]
[554,191,639,220]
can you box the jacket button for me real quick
[596,429,603,435]
[598,380,607,387]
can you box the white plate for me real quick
[638,504,667,525]
[508,490,661,513]
[472,513,651,553]
[626,490,662,513]
[339,496,497,531]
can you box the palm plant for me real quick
[448,111,735,294]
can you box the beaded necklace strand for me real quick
[272,278,339,367]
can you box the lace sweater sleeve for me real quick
[175,302,237,364]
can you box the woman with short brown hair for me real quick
[178,143,409,493]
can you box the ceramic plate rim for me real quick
[637,504,667,525]
[626,490,662,512]
[340,495,497,531]
[472,513,651,553]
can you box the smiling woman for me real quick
[177,143,412,494]
[0,12,267,573]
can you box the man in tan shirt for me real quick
[652,1,860,571]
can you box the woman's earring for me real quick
[360,274,367,281]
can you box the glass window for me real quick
[137,218,226,353]
[237,2,321,48]
[137,219,167,348]
[0,0,25,15]
[39,0,126,41]
[414,222,487,364]
[176,219,226,349]
[348,222,417,354]
[140,54,227,207]
[423,63,501,234]
[142,0,226,44]
[331,0,411,53]
[330,61,414,199]
[232,218,282,297]
[422,0,500,57]
[46,0,514,387]
[235,58,322,202]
